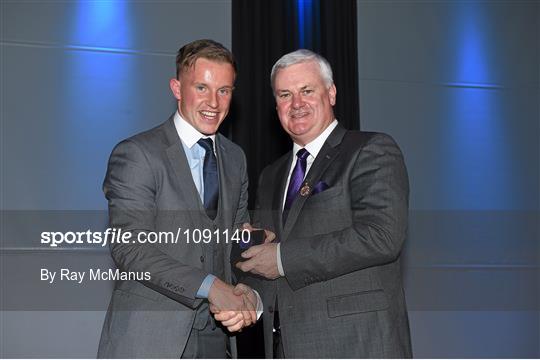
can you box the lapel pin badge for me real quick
[300,182,311,197]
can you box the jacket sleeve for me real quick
[235,166,271,295]
[232,149,250,230]
[104,139,207,308]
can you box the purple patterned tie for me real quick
[283,148,310,222]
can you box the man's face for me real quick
[274,61,336,146]
[170,58,235,135]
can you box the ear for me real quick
[169,78,181,100]
[328,84,337,106]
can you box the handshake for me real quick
[207,224,277,332]
[207,278,259,332]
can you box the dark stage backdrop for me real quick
[230,0,359,209]
[230,0,359,357]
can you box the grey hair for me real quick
[270,49,334,91]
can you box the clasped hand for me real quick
[208,278,257,332]
[209,225,277,332]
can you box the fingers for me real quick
[209,303,220,314]
[214,310,237,322]
[239,285,257,324]
[226,285,257,327]
[264,230,276,243]
[233,283,251,296]
[241,244,264,258]
[242,293,257,324]
[233,283,257,326]
[224,313,246,332]
[239,294,255,327]
[235,258,255,273]
[217,310,251,332]
[210,282,258,331]
[227,319,245,332]
[242,223,254,231]
[220,312,244,327]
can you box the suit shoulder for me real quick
[344,130,397,144]
[344,130,402,154]
[111,121,169,156]
[126,121,169,147]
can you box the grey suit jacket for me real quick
[249,125,412,358]
[97,116,249,358]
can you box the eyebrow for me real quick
[276,85,313,92]
[194,83,234,90]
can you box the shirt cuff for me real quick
[196,274,216,298]
[253,289,264,320]
[277,243,285,277]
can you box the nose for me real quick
[207,91,218,108]
[291,93,304,109]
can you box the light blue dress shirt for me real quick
[180,134,206,203]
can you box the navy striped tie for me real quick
[198,138,219,220]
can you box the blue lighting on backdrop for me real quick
[296,0,306,47]
[69,0,133,86]
[296,0,315,48]
[62,0,135,209]
[442,2,511,209]
[455,2,489,86]
[73,0,132,49]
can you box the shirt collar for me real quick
[173,111,216,149]
[292,119,338,159]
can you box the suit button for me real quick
[200,256,205,263]
[268,306,274,313]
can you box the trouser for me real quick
[273,331,285,359]
[273,309,285,359]
[181,318,228,358]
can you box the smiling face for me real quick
[273,61,336,146]
[170,57,235,135]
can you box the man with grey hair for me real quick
[228,49,412,358]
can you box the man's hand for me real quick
[212,283,258,331]
[208,279,257,332]
[236,242,280,279]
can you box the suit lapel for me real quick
[215,134,232,230]
[272,153,293,239]
[215,134,234,280]
[282,125,347,241]
[162,118,209,262]
[163,117,205,212]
